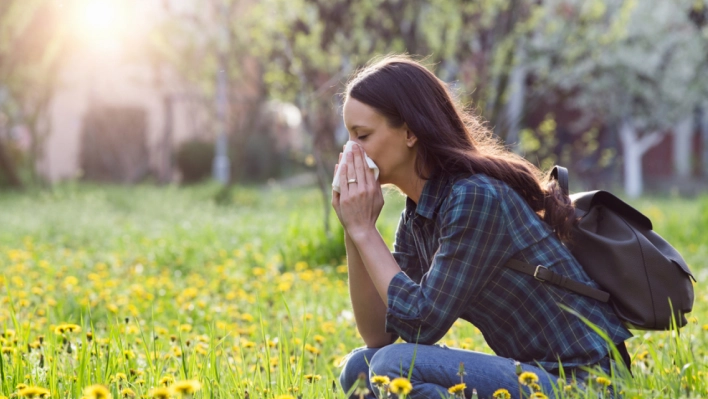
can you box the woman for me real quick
[332,56,631,399]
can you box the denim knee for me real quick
[369,343,415,378]
[339,347,380,397]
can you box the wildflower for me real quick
[150,387,172,399]
[17,386,51,398]
[457,362,467,381]
[389,377,413,395]
[529,382,542,392]
[121,388,136,398]
[114,373,128,382]
[530,393,548,399]
[448,383,466,395]
[159,375,175,386]
[171,380,202,396]
[596,376,612,387]
[274,396,295,399]
[304,374,321,383]
[353,372,370,397]
[83,385,112,399]
[371,375,390,386]
[493,388,511,399]
[518,371,539,386]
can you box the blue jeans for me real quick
[339,343,606,399]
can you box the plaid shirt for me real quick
[386,173,632,371]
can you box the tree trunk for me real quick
[672,116,693,178]
[620,120,664,198]
[503,44,526,149]
[700,104,708,178]
[0,138,22,188]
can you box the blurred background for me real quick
[1,0,707,199]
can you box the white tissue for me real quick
[332,140,380,193]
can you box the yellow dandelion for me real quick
[518,371,539,386]
[114,373,128,381]
[304,343,320,355]
[274,395,295,399]
[493,388,511,399]
[1,347,15,355]
[530,393,548,399]
[448,383,466,394]
[83,385,112,399]
[389,377,413,395]
[313,335,325,344]
[371,375,390,386]
[17,386,51,398]
[150,387,172,399]
[596,376,612,387]
[159,375,175,386]
[121,388,136,398]
[304,374,321,383]
[16,383,28,390]
[64,323,82,333]
[529,382,542,392]
[171,380,202,396]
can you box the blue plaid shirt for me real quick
[386,173,632,371]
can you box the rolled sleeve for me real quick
[385,183,514,344]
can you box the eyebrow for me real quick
[349,125,371,131]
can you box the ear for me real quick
[403,124,417,148]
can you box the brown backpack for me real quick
[506,166,695,331]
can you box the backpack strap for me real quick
[505,258,610,303]
[550,165,569,196]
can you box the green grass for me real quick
[0,182,706,398]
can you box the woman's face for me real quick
[342,98,417,186]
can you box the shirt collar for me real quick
[405,174,455,221]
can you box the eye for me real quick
[358,135,369,140]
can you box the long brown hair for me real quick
[345,55,575,242]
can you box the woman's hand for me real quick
[332,144,384,239]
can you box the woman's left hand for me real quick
[332,144,384,238]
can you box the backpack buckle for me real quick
[534,265,548,282]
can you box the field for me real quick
[0,183,706,399]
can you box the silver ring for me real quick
[347,178,357,184]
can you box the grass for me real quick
[0,182,706,398]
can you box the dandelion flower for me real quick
[17,386,51,398]
[274,396,295,399]
[493,388,511,399]
[171,380,202,396]
[389,377,413,395]
[530,393,548,399]
[304,374,321,383]
[83,385,112,399]
[121,388,136,398]
[518,371,539,386]
[159,375,175,386]
[150,387,172,399]
[371,375,390,386]
[448,383,466,394]
[596,376,612,387]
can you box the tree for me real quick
[149,0,267,184]
[0,0,67,187]
[524,0,708,197]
